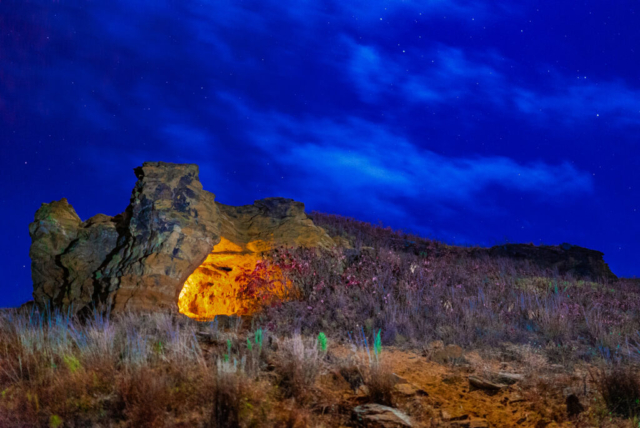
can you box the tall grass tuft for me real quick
[209,358,244,428]
[592,365,640,419]
[273,334,325,402]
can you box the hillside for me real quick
[3,208,640,427]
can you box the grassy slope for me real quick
[1,212,639,427]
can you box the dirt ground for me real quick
[310,344,595,428]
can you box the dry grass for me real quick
[363,361,396,406]
[1,307,640,426]
[117,367,173,427]
[272,334,326,402]
[0,308,312,427]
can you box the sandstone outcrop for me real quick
[29,162,334,317]
[98,162,220,313]
[178,198,335,319]
[29,198,118,310]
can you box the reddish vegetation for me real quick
[255,212,640,364]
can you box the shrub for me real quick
[339,364,364,392]
[344,327,394,406]
[593,365,640,418]
[363,361,395,407]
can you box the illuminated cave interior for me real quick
[178,237,289,320]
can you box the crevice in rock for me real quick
[87,210,133,316]
[52,250,72,309]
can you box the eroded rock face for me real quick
[30,198,84,308]
[97,162,221,313]
[29,162,334,316]
[178,198,336,318]
[218,198,335,250]
[58,214,121,310]
[30,162,221,314]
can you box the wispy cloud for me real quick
[514,80,640,125]
[344,38,640,126]
[346,39,506,106]
[214,92,593,219]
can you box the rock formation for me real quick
[29,162,333,317]
[29,161,616,319]
[29,198,119,311]
[178,199,335,318]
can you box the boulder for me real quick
[493,372,524,385]
[352,404,413,427]
[29,162,334,316]
[468,375,507,392]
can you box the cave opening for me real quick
[177,237,289,320]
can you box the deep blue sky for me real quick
[1,1,639,307]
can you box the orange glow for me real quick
[178,237,290,320]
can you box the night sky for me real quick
[1,1,639,307]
